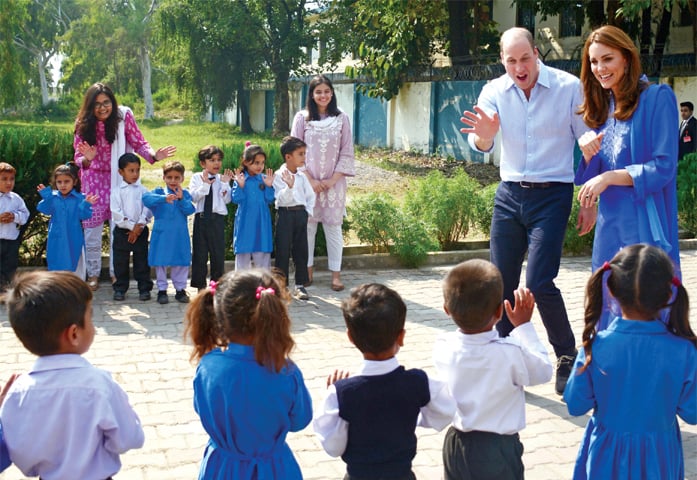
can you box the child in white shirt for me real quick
[434,259,553,480]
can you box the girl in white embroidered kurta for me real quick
[73,83,176,290]
[290,75,355,292]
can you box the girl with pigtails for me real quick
[564,244,697,480]
[184,269,312,480]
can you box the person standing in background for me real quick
[679,101,696,161]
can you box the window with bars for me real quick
[560,3,584,37]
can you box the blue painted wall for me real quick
[354,86,387,148]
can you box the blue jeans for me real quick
[490,182,576,357]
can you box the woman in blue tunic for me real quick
[185,269,312,480]
[575,26,680,329]
[564,244,696,480]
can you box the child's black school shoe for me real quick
[139,291,151,301]
[113,291,126,301]
[157,290,169,304]
[175,289,190,303]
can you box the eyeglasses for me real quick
[94,100,112,109]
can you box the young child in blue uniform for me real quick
[0,373,17,473]
[0,162,29,292]
[143,161,195,305]
[314,283,455,480]
[37,163,97,278]
[110,153,153,302]
[185,269,312,479]
[232,142,275,271]
[434,259,553,480]
[189,145,233,290]
[564,244,697,480]
[0,271,144,479]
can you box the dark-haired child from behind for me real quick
[110,153,153,301]
[434,259,553,480]
[0,162,29,292]
[273,136,315,300]
[0,271,144,479]
[189,145,233,290]
[564,244,697,480]
[143,161,196,305]
[185,269,312,479]
[314,283,455,480]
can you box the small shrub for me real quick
[474,183,498,238]
[390,212,438,268]
[563,186,595,256]
[678,154,697,236]
[404,170,480,249]
[347,193,399,253]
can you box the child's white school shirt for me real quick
[433,322,553,435]
[0,191,29,240]
[0,354,144,480]
[110,178,152,231]
[272,164,315,216]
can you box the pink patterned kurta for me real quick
[290,111,355,226]
[73,108,155,228]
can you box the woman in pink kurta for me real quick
[73,83,176,289]
[290,74,355,292]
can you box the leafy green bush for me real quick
[404,170,481,249]
[390,213,438,268]
[347,193,399,253]
[677,154,697,236]
[473,183,498,238]
[0,125,74,265]
[563,186,595,256]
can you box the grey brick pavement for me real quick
[1,251,696,480]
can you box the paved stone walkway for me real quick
[1,251,696,480]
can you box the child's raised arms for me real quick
[263,168,274,187]
[504,287,535,327]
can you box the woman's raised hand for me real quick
[76,141,97,166]
[154,145,177,161]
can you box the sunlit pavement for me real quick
[1,251,696,480]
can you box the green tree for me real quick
[0,0,78,107]
[62,0,163,118]
[0,0,29,108]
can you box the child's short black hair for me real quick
[118,152,141,170]
[198,145,224,163]
[443,259,503,332]
[280,136,306,158]
[162,160,185,176]
[7,271,92,356]
[341,283,406,354]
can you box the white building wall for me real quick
[334,83,355,130]
[249,91,266,132]
[390,82,432,152]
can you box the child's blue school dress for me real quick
[143,187,195,267]
[193,343,312,480]
[0,423,9,472]
[232,172,275,255]
[564,317,697,480]
[37,188,93,271]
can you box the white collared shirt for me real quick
[273,164,316,217]
[433,322,553,435]
[0,191,29,240]
[110,178,152,231]
[0,354,144,480]
[189,172,232,215]
[312,356,456,457]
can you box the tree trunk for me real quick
[38,53,49,106]
[640,7,652,55]
[447,0,470,66]
[606,0,621,26]
[653,2,672,77]
[139,45,154,119]
[237,79,252,134]
[586,0,605,30]
[273,68,290,136]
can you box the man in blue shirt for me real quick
[461,27,594,396]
